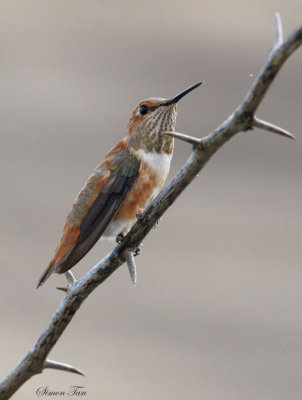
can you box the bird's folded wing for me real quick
[54,150,140,273]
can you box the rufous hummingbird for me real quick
[37,82,202,288]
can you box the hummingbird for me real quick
[37,81,202,288]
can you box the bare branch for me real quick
[253,117,296,140]
[0,15,301,400]
[124,250,137,285]
[164,131,201,145]
[43,359,85,376]
[274,12,283,48]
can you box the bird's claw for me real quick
[134,248,141,256]
[116,234,124,244]
[136,213,143,221]
[134,243,143,256]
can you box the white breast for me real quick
[133,149,172,182]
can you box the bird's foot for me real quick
[136,213,143,221]
[116,234,125,244]
[134,243,143,257]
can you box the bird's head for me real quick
[127,82,202,154]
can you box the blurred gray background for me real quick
[0,1,301,399]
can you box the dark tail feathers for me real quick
[36,263,55,289]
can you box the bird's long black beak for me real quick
[162,81,203,106]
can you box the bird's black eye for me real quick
[139,104,148,116]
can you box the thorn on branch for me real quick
[165,131,202,146]
[152,218,162,229]
[56,271,77,293]
[253,117,296,140]
[43,359,85,376]
[56,287,68,292]
[274,12,283,48]
[65,271,77,284]
[123,250,137,285]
